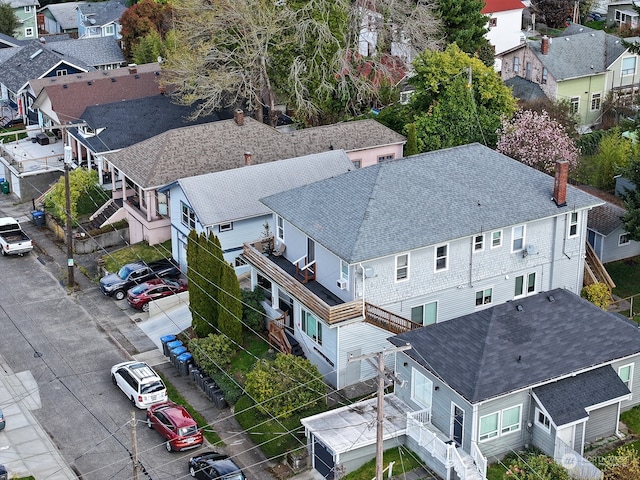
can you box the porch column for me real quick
[145,190,153,222]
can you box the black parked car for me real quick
[188,451,246,480]
[99,259,181,300]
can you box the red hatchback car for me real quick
[127,278,188,312]
[146,401,203,452]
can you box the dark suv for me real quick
[100,259,181,300]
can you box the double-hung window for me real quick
[501,405,521,434]
[619,234,630,246]
[570,97,579,115]
[619,364,634,390]
[479,413,499,441]
[568,212,579,237]
[474,234,484,252]
[622,57,637,76]
[512,225,525,252]
[181,203,196,230]
[536,408,551,432]
[396,254,409,281]
[340,260,349,281]
[591,93,601,111]
[491,231,502,248]
[411,369,433,409]
[479,406,521,442]
[276,215,284,241]
[475,288,493,306]
[513,57,520,73]
[435,244,448,271]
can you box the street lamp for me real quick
[63,145,74,288]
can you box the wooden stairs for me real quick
[584,242,615,292]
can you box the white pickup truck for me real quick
[0,217,33,256]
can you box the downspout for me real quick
[550,215,557,288]
[359,262,366,318]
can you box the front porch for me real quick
[301,394,487,480]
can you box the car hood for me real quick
[100,273,124,288]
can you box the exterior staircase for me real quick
[584,242,615,292]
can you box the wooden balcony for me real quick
[243,242,363,324]
[365,303,422,334]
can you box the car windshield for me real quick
[178,426,198,437]
[130,284,149,295]
[223,473,244,480]
[164,279,179,287]
[117,265,134,280]
[141,380,165,394]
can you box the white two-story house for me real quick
[243,143,603,390]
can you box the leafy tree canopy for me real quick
[437,0,493,66]
[530,0,573,28]
[46,168,100,225]
[119,0,173,60]
[0,2,18,37]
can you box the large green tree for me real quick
[621,157,640,242]
[119,0,173,61]
[437,0,493,66]
[378,44,516,152]
[161,0,442,125]
[0,2,18,37]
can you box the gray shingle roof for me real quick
[0,33,25,48]
[587,202,625,236]
[389,288,640,403]
[0,40,92,93]
[46,37,124,68]
[530,28,627,80]
[103,116,403,189]
[261,143,602,263]
[179,150,355,226]
[78,0,126,27]
[505,76,546,102]
[70,95,231,157]
[533,366,630,426]
[39,2,86,30]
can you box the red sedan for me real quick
[127,278,187,312]
[146,401,203,452]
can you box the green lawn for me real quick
[607,256,640,300]
[341,446,424,480]
[103,240,173,273]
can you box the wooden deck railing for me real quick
[268,313,291,354]
[243,243,363,324]
[364,303,421,334]
[584,242,615,292]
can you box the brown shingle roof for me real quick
[105,117,405,189]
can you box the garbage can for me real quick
[177,352,193,377]
[170,345,187,365]
[165,339,182,357]
[202,377,216,395]
[189,364,200,381]
[31,210,44,227]
[1,181,9,194]
[161,335,177,356]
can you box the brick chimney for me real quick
[244,151,252,166]
[541,35,550,55]
[234,109,244,126]
[553,160,568,207]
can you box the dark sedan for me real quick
[127,278,188,311]
[188,451,246,480]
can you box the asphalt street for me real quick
[0,193,297,480]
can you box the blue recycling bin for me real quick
[170,345,187,365]
[31,210,44,227]
[177,352,193,376]
[161,335,177,356]
[165,339,182,357]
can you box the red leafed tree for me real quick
[496,109,579,174]
[119,0,173,60]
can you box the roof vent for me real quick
[29,49,43,59]
[134,74,140,79]
[63,84,68,89]
[516,305,523,312]
[111,77,116,82]
[87,81,92,86]
[548,295,555,302]
[590,33,595,36]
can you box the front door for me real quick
[558,425,574,449]
[452,404,464,446]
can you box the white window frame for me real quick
[340,260,349,281]
[590,92,602,111]
[276,215,284,241]
[301,310,322,345]
[352,159,362,168]
[479,412,499,441]
[25,27,34,37]
[219,222,233,232]
[181,202,196,230]
[377,154,394,163]
[515,272,536,298]
[491,230,502,248]
[622,56,637,76]
[568,211,579,238]
[24,5,32,12]
[512,225,525,252]
[103,24,115,36]
[395,253,409,282]
[513,57,520,73]
[570,96,580,115]
[489,17,497,28]
[56,69,68,76]
[541,67,548,84]
[435,244,448,272]
[535,407,551,433]
[619,233,631,246]
[501,405,522,435]
[411,369,433,409]
[475,287,493,307]
[474,234,484,252]
[411,301,438,326]
[619,364,634,390]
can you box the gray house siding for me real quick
[574,422,585,453]
[404,434,449,480]
[612,356,640,410]
[336,322,393,389]
[476,391,531,460]
[293,304,338,387]
[598,226,640,263]
[531,422,555,457]
[585,403,619,442]
[337,438,405,475]
[212,214,268,272]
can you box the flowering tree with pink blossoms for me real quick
[496,109,579,174]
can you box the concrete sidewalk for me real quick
[0,356,76,480]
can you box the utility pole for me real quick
[349,344,411,480]
[131,410,140,480]
[63,145,74,288]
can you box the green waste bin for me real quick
[1,181,9,194]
